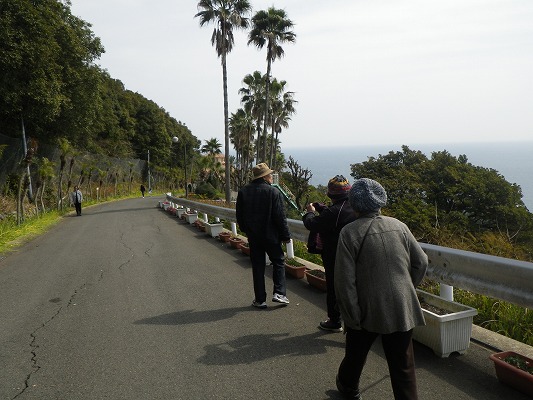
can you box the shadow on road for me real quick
[197,330,344,365]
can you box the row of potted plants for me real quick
[160,201,533,395]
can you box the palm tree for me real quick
[248,7,296,163]
[268,79,296,168]
[201,137,222,156]
[229,108,255,183]
[195,0,251,203]
[238,71,267,163]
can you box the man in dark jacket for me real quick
[303,175,355,332]
[236,163,291,308]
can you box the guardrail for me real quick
[166,194,533,309]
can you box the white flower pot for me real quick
[205,223,224,238]
[413,289,478,358]
[184,213,198,224]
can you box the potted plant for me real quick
[489,351,533,396]
[413,289,478,357]
[285,258,308,279]
[218,231,231,243]
[184,211,198,224]
[205,220,224,238]
[239,242,250,256]
[305,269,327,291]
[194,220,206,232]
[229,236,244,249]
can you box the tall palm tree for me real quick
[238,71,267,163]
[248,7,296,163]
[268,79,296,168]
[229,108,255,183]
[195,0,251,204]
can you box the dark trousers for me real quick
[74,202,82,216]
[322,250,340,322]
[338,328,418,400]
[248,238,286,303]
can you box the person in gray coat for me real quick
[70,186,83,216]
[334,178,428,400]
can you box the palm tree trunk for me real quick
[273,130,280,171]
[40,181,47,213]
[269,116,276,167]
[222,51,231,204]
[262,60,272,163]
[16,172,26,225]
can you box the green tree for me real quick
[283,156,312,210]
[201,138,222,156]
[238,71,267,163]
[195,0,252,204]
[229,108,255,186]
[248,7,296,163]
[350,146,533,250]
[268,78,296,169]
[0,0,103,141]
[34,157,56,215]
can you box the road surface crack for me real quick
[12,283,86,399]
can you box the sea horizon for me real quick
[283,141,533,211]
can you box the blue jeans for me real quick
[248,238,286,303]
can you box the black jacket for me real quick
[302,197,355,265]
[236,179,291,244]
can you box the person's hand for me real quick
[306,203,316,213]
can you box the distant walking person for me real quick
[334,178,428,400]
[140,184,146,198]
[70,186,83,216]
[236,163,291,308]
[302,175,355,332]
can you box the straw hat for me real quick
[252,163,274,180]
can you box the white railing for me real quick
[165,195,533,309]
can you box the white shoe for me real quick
[272,293,289,304]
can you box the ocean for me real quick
[284,142,533,211]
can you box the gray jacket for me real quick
[70,190,83,204]
[334,214,427,334]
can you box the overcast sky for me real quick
[69,0,533,149]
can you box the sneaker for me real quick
[319,319,343,332]
[252,300,267,309]
[272,293,290,304]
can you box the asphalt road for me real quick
[0,197,529,399]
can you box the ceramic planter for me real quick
[239,242,250,256]
[413,289,478,358]
[218,231,231,243]
[229,237,244,249]
[176,208,187,218]
[305,270,327,291]
[285,261,307,279]
[193,220,205,231]
[490,351,533,396]
[184,212,198,224]
[205,223,224,238]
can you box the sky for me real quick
[69,0,533,149]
